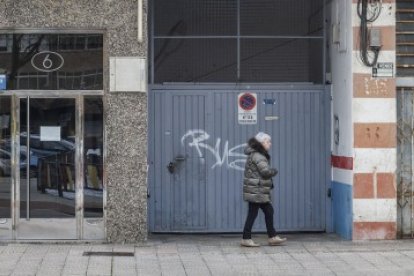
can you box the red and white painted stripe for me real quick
[332,155,353,185]
[351,0,396,240]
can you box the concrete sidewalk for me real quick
[1,234,414,275]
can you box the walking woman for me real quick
[241,132,287,247]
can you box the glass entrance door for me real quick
[17,97,77,239]
[0,95,104,240]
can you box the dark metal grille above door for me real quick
[150,0,325,84]
[397,1,414,77]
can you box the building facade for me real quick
[0,0,409,242]
[0,0,148,242]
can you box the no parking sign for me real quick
[238,92,257,125]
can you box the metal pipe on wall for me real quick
[411,92,414,238]
[76,96,85,239]
[138,0,143,43]
[11,95,20,239]
[400,89,405,238]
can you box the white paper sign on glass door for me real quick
[40,126,61,141]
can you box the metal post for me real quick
[76,96,84,239]
[411,91,414,238]
[237,0,240,81]
[26,97,30,220]
[11,95,16,239]
[322,0,327,85]
[102,97,107,240]
[11,95,20,239]
[400,89,405,238]
[138,0,143,43]
[57,154,62,197]
[150,0,155,84]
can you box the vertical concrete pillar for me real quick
[330,0,354,240]
[352,0,397,240]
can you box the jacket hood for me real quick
[244,137,270,160]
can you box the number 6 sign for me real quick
[31,51,64,72]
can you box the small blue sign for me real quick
[263,99,276,105]
[0,75,6,90]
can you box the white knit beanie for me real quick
[255,132,271,143]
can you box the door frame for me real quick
[2,90,106,240]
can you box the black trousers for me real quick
[242,202,277,239]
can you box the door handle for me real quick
[167,162,175,174]
[175,155,185,162]
[168,156,185,174]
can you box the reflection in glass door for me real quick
[0,95,104,240]
[18,98,77,239]
[83,96,104,239]
[0,96,12,239]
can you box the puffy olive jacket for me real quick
[243,138,278,203]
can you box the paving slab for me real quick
[1,234,414,275]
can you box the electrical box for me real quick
[332,24,340,44]
[370,28,382,48]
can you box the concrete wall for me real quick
[1,0,149,242]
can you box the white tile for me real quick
[353,98,396,123]
[354,148,396,173]
[353,199,397,222]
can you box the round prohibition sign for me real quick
[239,93,256,111]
